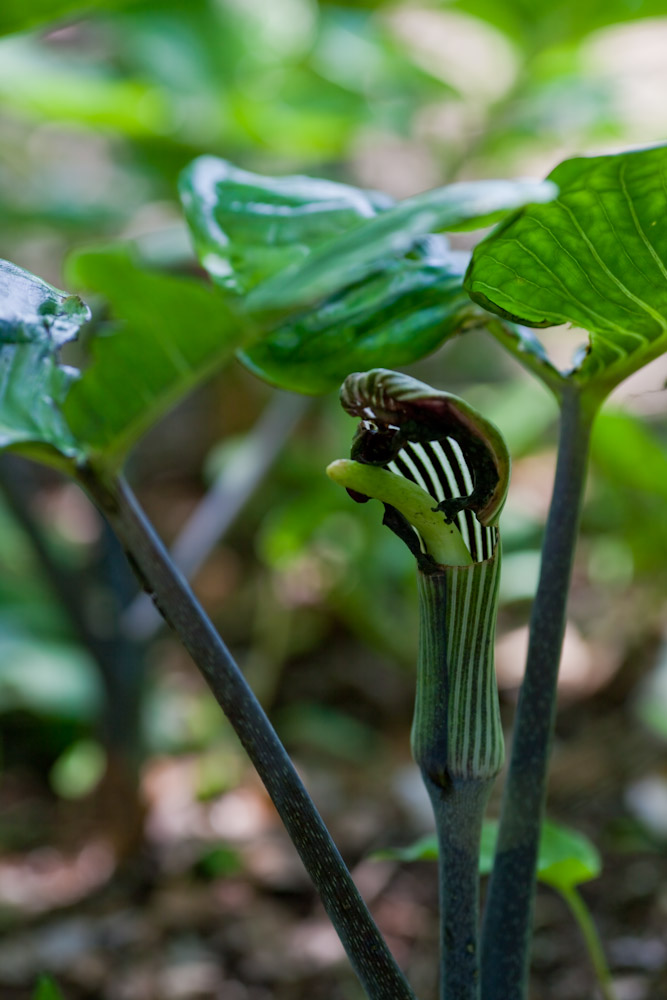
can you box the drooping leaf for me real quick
[465,145,667,395]
[239,248,473,394]
[245,177,557,315]
[181,156,555,393]
[179,156,393,300]
[370,833,438,863]
[64,247,250,466]
[479,819,600,888]
[0,259,89,465]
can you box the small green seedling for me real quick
[32,977,66,1000]
[376,819,616,1000]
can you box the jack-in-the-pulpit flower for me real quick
[328,368,512,998]
[327,367,510,783]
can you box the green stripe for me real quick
[412,534,504,784]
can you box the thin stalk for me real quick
[558,886,618,1000]
[78,467,416,1000]
[481,384,598,999]
[426,777,491,1000]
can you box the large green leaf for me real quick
[64,248,250,466]
[179,156,393,300]
[243,179,556,316]
[181,157,555,392]
[239,247,473,394]
[465,145,667,395]
[0,259,89,465]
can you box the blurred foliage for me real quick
[31,976,66,1000]
[64,246,247,464]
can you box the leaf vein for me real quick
[619,160,667,283]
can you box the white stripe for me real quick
[463,562,487,770]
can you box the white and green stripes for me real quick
[388,438,496,562]
[412,541,504,784]
[332,367,508,784]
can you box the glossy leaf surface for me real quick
[0,259,88,463]
[239,249,472,394]
[465,145,667,394]
[245,177,556,315]
[181,157,554,393]
[180,156,393,300]
[64,248,249,465]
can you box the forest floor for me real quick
[0,624,666,1000]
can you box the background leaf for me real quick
[64,247,249,465]
[592,408,667,500]
[379,818,600,891]
[443,0,667,47]
[465,144,667,393]
[0,39,174,138]
[536,820,601,890]
[0,0,135,38]
[0,259,88,465]
[481,819,600,889]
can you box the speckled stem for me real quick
[79,468,417,1000]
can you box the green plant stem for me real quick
[558,886,618,1000]
[79,468,416,1000]
[480,384,598,999]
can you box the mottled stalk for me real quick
[481,385,597,999]
[79,468,416,1000]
